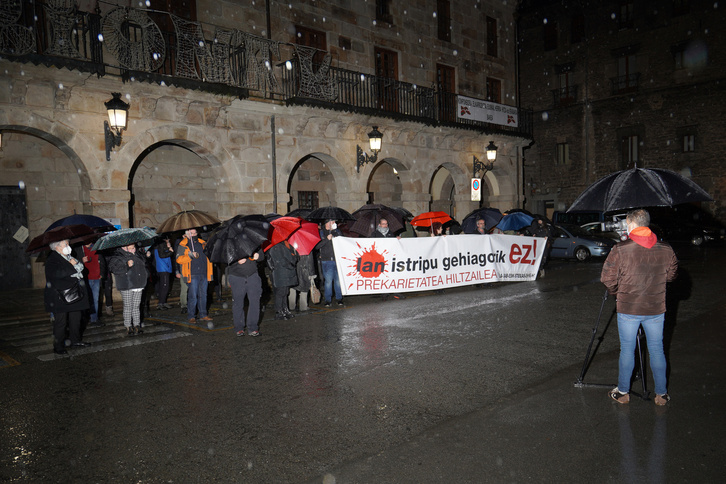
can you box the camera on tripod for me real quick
[601,216,628,240]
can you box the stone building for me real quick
[516,0,726,221]
[0,1,532,288]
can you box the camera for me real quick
[601,217,628,240]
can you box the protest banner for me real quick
[332,234,545,296]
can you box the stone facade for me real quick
[0,1,531,287]
[517,0,726,222]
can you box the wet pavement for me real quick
[1,243,724,483]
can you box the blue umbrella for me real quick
[47,214,116,232]
[495,212,534,232]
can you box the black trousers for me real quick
[53,310,82,351]
[156,272,171,304]
[274,285,290,314]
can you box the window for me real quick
[486,77,501,103]
[672,0,690,16]
[618,1,634,29]
[295,26,327,65]
[376,0,393,24]
[437,64,456,122]
[615,53,638,93]
[298,191,319,210]
[544,21,558,51]
[556,143,570,165]
[683,134,695,152]
[486,16,498,57]
[437,0,451,42]
[621,135,639,167]
[672,42,687,70]
[375,47,399,111]
[571,14,585,44]
[555,63,577,105]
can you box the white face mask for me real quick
[62,246,72,256]
[330,222,337,230]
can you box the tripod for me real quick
[573,289,650,400]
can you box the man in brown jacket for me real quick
[600,209,678,405]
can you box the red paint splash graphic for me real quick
[341,242,389,290]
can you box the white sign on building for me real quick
[457,95,519,127]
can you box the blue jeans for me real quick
[321,260,342,304]
[187,275,208,318]
[87,279,101,322]
[617,313,667,395]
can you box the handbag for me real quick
[309,275,321,304]
[58,281,84,304]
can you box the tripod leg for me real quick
[575,289,610,385]
[635,326,649,399]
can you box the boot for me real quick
[299,291,309,312]
[288,289,297,312]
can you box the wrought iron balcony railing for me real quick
[0,1,531,138]
[610,73,640,95]
[551,85,579,107]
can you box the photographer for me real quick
[600,208,678,406]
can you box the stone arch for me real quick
[279,150,354,212]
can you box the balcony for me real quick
[610,73,640,95]
[551,85,578,107]
[0,1,531,138]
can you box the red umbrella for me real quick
[262,216,302,252]
[410,211,453,227]
[26,224,98,253]
[288,220,321,255]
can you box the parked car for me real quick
[550,224,616,261]
[650,218,725,246]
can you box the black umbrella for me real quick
[285,208,312,219]
[349,204,405,237]
[568,167,712,213]
[204,214,271,264]
[391,206,415,220]
[26,224,98,253]
[307,206,356,223]
[47,214,116,233]
[461,207,503,233]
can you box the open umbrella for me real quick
[285,208,312,219]
[461,207,503,233]
[410,211,453,227]
[495,212,534,232]
[91,227,158,251]
[157,210,221,234]
[392,206,415,220]
[26,224,97,253]
[567,167,713,213]
[307,206,356,223]
[204,214,271,264]
[288,219,322,255]
[47,214,116,233]
[349,204,405,237]
[262,216,302,252]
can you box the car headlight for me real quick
[595,241,606,247]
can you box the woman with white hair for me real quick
[44,239,91,355]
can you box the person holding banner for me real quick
[372,219,405,300]
[317,220,344,307]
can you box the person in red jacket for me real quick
[82,243,104,326]
[601,209,678,406]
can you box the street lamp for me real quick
[104,92,130,161]
[356,126,383,173]
[473,140,497,177]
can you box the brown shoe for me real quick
[654,394,670,406]
[188,318,196,323]
[200,316,213,321]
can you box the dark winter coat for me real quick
[293,253,315,292]
[316,227,342,261]
[227,250,265,278]
[601,237,678,315]
[267,242,298,288]
[108,248,149,291]
[44,251,90,313]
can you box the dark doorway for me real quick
[0,186,32,290]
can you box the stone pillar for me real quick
[90,189,131,226]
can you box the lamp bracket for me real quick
[104,121,122,161]
[357,145,378,173]
[473,155,494,178]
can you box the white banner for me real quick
[457,95,519,127]
[332,234,545,296]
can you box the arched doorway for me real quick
[129,141,225,229]
[429,166,456,216]
[365,161,403,207]
[287,154,340,213]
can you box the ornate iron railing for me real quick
[0,1,532,137]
